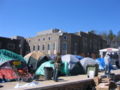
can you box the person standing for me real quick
[104,52,111,75]
[53,53,62,82]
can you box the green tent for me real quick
[0,49,25,65]
[35,60,69,76]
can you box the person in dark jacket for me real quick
[53,53,62,82]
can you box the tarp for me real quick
[35,60,69,76]
[96,58,105,70]
[96,58,116,71]
[24,51,49,72]
[0,49,25,65]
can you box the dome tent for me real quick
[61,54,79,70]
[35,60,69,76]
[0,60,32,83]
[0,49,25,65]
[61,54,85,75]
[80,57,98,74]
[24,51,49,72]
[0,49,31,82]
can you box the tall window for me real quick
[42,45,45,50]
[33,45,35,50]
[38,39,40,41]
[48,44,50,50]
[62,42,67,50]
[74,42,78,54]
[38,45,40,50]
[48,37,51,40]
[53,43,55,50]
[43,38,45,41]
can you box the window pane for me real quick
[62,43,67,50]
[63,36,67,40]
[38,45,40,50]
[53,43,55,50]
[38,39,40,41]
[48,44,50,50]
[33,45,35,50]
[43,38,45,41]
[42,45,45,50]
[48,37,50,40]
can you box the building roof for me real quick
[37,29,63,36]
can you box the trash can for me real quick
[44,67,53,80]
[87,64,98,78]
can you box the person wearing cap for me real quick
[104,52,111,75]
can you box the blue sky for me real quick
[0,0,120,37]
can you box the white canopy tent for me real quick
[99,48,119,58]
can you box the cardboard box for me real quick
[96,83,109,90]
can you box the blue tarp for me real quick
[96,58,115,71]
[96,58,105,70]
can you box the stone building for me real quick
[26,29,107,55]
[0,36,20,54]
[0,36,30,56]
[11,36,30,56]
[76,32,107,56]
[26,29,71,55]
